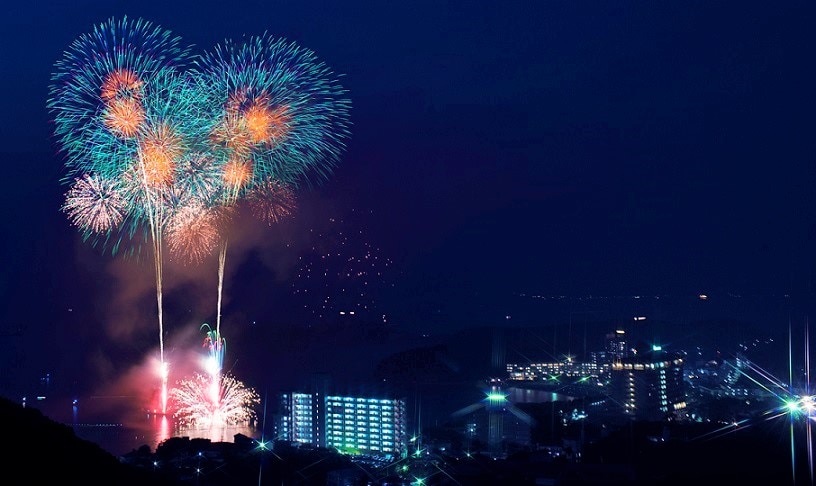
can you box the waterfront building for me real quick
[610,345,686,420]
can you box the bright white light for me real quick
[159,361,169,379]
[204,356,219,375]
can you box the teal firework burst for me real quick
[192,34,352,194]
[47,16,193,182]
[201,323,226,373]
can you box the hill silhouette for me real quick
[1,395,179,484]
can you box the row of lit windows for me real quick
[330,423,392,430]
[329,418,394,426]
[507,363,599,370]
[330,424,394,431]
[329,431,395,440]
[327,430,395,437]
[328,410,394,417]
[614,362,669,370]
[327,405,395,413]
[506,363,600,378]
[328,436,395,445]
[327,413,395,422]
[338,423,394,430]
[328,442,395,453]
[327,397,398,405]
[328,418,390,425]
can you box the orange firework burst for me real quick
[222,157,253,198]
[137,123,184,187]
[100,69,144,102]
[100,69,147,138]
[244,103,290,145]
[167,201,221,263]
[247,179,296,225]
[225,88,290,146]
[103,98,145,138]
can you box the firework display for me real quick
[49,16,350,421]
[62,174,127,234]
[49,16,349,256]
[192,34,351,194]
[200,323,226,375]
[169,371,260,429]
[48,17,193,181]
[245,179,297,225]
[166,201,222,264]
[165,325,256,430]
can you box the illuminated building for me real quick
[505,329,628,384]
[276,391,407,458]
[278,392,319,446]
[325,395,407,457]
[606,329,628,360]
[506,360,601,381]
[611,345,687,420]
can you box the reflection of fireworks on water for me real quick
[169,372,259,429]
[292,212,395,322]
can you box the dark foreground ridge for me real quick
[1,395,180,485]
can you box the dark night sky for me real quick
[1,1,815,397]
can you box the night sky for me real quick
[1,1,814,398]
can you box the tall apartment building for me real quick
[277,391,407,458]
[278,392,319,446]
[325,395,407,456]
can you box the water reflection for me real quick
[108,411,258,455]
[34,395,259,456]
[504,386,577,403]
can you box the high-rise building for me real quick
[610,345,686,421]
[276,391,407,459]
[325,395,407,456]
[278,392,317,445]
[606,329,628,361]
